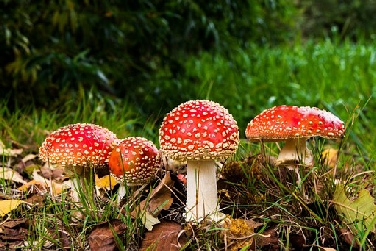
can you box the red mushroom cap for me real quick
[39,123,117,168]
[159,100,239,161]
[108,137,161,185]
[245,105,345,141]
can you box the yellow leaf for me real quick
[0,200,25,217]
[322,148,338,168]
[95,175,117,189]
[333,184,376,235]
[18,180,47,192]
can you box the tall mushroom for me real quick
[108,137,161,203]
[159,100,239,222]
[39,123,117,202]
[245,106,345,166]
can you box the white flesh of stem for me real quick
[277,138,313,166]
[185,160,223,222]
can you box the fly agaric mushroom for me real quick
[245,105,345,166]
[39,123,117,202]
[159,100,239,222]
[108,137,161,203]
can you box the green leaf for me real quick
[333,184,376,235]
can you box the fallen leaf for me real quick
[0,219,29,250]
[22,154,37,163]
[0,200,25,217]
[333,184,376,236]
[143,211,161,231]
[18,180,48,193]
[140,222,183,251]
[223,217,260,251]
[88,219,127,251]
[26,169,68,196]
[255,227,279,247]
[25,194,45,207]
[1,219,27,228]
[95,175,117,189]
[131,172,175,231]
[147,172,174,216]
[0,140,23,156]
[0,166,26,184]
[322,148,338,168]
[339,227,359,248]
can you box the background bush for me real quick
[1,0,297,110]
[1,0,375,117]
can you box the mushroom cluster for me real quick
[38,101,346,227]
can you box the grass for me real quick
[0,39,375,250]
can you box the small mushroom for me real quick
[108,137,161,203]
[159,100,239,222]
[39,123,117,202]
[245,105,345,166]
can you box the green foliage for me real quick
[297,0,376,40]
[0,0,299,109]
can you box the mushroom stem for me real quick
[277,138,313,166]
[185,160,223,222]
[70,166,95,204]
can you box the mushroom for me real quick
[245,105,346,166]
[159,100,239,222]
[108,137,161,203]
[39,123,117,203]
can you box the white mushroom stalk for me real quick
[159,100,239,222]
[185,160,220,221]
[277,137,313,166]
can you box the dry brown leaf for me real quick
[0,140,23,156]
[88,219,127,251]
[140,222,183,251]
[28,169,68,196]
[255,227,279,247]
[0,166,26,184]
[322,148,338,168]
[131,172,175,231]
[18,180,48,193]
[147,172,174,216]
[0,219,28,244]
[339,227,359,248]
[132,172,175,217]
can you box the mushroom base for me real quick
[66,165,96,203]
[185,160,223,223]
